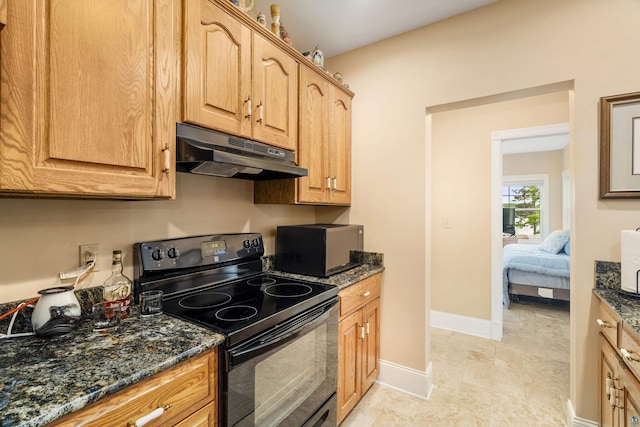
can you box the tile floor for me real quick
[341,298,570,426]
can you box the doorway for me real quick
[490,123,569,339]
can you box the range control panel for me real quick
[134,233,264,273]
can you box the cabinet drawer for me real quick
[597,300,620,347]
[339,274,381,319]
[621,326,640,381]
[52,349,217,427]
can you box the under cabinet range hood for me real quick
[176,123,307,180]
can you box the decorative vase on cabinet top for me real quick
[31,286,81,337]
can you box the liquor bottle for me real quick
[103,250,132,318]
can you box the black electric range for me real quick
[133,233,338,346]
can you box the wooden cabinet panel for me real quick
[251,33,298,151]
[600,334,620,427]
[297,64,329,203]
[337,309,362,424]
[328,88,352,205]
[622,368,640,427]
[52,349,217,427]
[175,401,217,427]
[621,326,640,382]
[0,0,177,198]
[339,274,382,319]
[183,0,297,151]
[362,298,380,394]
[598,300,621,348]
[183,0,251,138]
[337,273,382,424]
[254,63,353,206]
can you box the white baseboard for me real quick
[566,399,598,427]
[376,359,432,400]
[430,310,492,339]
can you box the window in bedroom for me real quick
[502,174,549,243]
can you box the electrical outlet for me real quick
[80,244,100,271]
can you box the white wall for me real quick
[326,0,640,421]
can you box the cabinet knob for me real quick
[360,325,365,340]
[597,318,613,329]
[362,291,371,298]
[332,177,337,191]
[326,177,331,190]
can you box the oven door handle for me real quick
[228,298,338,368]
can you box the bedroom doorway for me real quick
[490,123,569,340]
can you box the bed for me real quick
[502,230,570,308]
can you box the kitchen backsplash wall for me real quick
[0,173,317,304]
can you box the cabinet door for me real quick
[297,66,329,204]
[600,335,620,427]
[622,365,640,427]
[362,298,380,394]
[328,88,352,205]
[183,0,251,138]
[338,309,362,424]
[251,33,298,151]
[175,401,217,427]
[0,0,176,198]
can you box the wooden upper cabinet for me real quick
[251,33,297,151]
[184,0,251,138]
[297,66,352,205]
[254,65,353,205]
[183,0,297,151]
[297,66,330,203]
[0,0,178,198]
[328,88,352,205]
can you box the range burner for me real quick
[215,305,258,322]
[246,277,276,287]
[264,283,313,298]
[178,292,232,309]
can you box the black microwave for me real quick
[276,224,364,277]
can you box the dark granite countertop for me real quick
[593,260,640,343]
[0,306,223,427]
[593,286,640,342]
[1,251,383,426]
[262,252,385,291]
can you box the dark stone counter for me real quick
[0,251,383,426]
[0,305,223,427]
[593,260,640,343]
[262,252,385,290]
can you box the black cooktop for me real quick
[162,273,338,346]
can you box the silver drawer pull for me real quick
[621,347,640,362]
[597,318,612,328]
[362,291,371,298]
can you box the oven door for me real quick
[224,297,339,427]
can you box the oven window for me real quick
[226,304,338,427]
[254,325,327,425]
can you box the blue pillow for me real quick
[539,230,570,254]
[563,240,570,255]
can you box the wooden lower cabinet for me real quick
[51,348,217,427]
[337,274,381,424]
[597,297,640,427]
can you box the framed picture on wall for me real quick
[600,91,640,198]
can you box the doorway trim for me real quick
[490,122,569,340]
